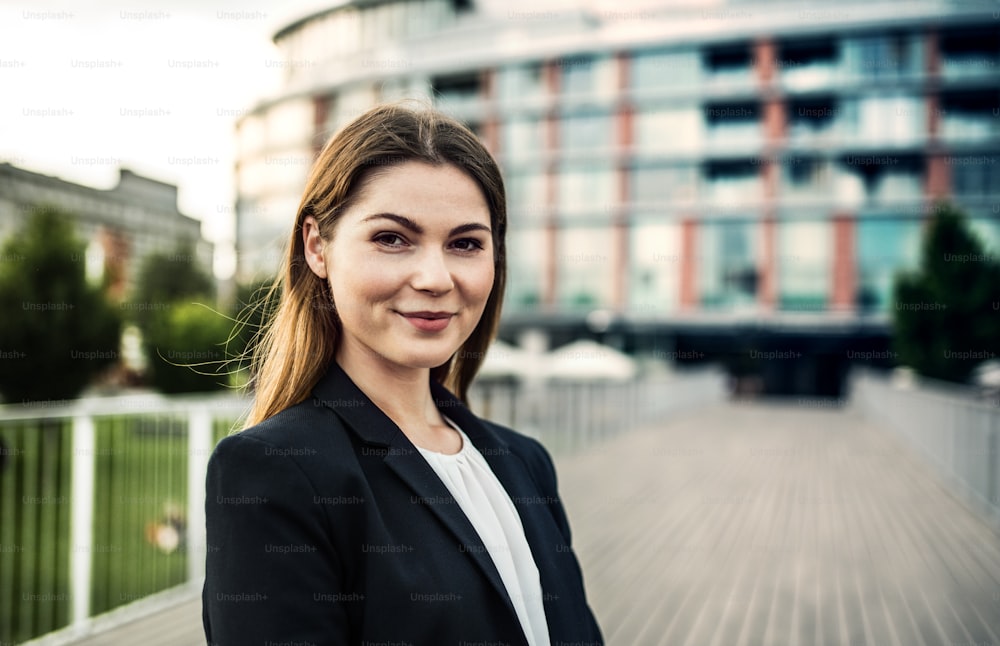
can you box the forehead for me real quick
[348,161,491,226]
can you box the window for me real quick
[704,160,762,207]
[497,63,544,105]
[703,42,754,87]
[699,220,758,308]
[778,220,831,311]
[630,165,698,205]
[558,54,614,97]
[560,110,612,152]
[557,164,615,218]
[505,168,547,224]
[506,227,546,310]
[856,218,921,312]
[950,155,1000,198]
[842,32,922,80]
[836,155,923,205]
[704,102,760,148]
[502,118,543,160]
[779,36,839,91]
[939,26,1000,79]
[782,157,833,201]
[968,216,1000,254]
[634,105,703,153]
[631,48,701,91]
[431,72,481,115]
[839,94,924,144]
[629,221,680,313]
[787,97,838,145]
[940,91,1000,140]
[556,226,613,310]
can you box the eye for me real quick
[450,238,485,253]
[373,232,408,248]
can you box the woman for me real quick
[203,104,603,646]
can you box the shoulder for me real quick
[481,419,559,489]
[209,397,356,479]
[237,397,335,445]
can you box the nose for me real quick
[410,248,455,295]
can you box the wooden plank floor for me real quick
[564,401,1000,646]
[65,401,1000,645]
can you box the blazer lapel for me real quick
[431,382,572,619]
[311,364,519,622]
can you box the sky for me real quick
[0,0,330,279]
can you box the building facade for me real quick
[0,164,213,299]
[233,0,1000,395]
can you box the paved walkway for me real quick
[65,401,1000,645]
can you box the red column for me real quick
[542,59,560,309]
[543,222,557,309]
[763,100,785,144]
[481,68,499,155]
[830,213,856,311]
[613,52,631,310]
[679,218,698,309]
[618,51,634,152]
[755,37,780,312]
[926,155,950,202]
[753,38,776,89]
[925,28,940,78]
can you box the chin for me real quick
[391,348,459,371]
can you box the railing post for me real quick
[70,413,95,633]
[188,407,212,585]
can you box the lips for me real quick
[398,311,454,333]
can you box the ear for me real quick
[302,215,328,279]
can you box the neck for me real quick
[335,343,442,434]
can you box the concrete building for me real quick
[233,0,1000,395]
[0,164,213,299]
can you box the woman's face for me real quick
[303,161,495,376]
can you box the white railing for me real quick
[0,394,249,645]
[5,369,726,645]
[849,368,1000,530]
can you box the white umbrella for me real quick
[543,339,637,381]
[477,339,535,379]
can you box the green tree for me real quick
[132,243,229,393]
[0,205,122,403]
[143,302,233,394]
[891,202,1000,384]
[131,242,214,323]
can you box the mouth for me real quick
[398,311,455,332]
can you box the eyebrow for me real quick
[362,212,492,237]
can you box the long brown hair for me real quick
[243,103,507,427]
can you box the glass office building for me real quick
[233,0,1000,394]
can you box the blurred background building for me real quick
[0,163,213,299]
[232,0,1000,397]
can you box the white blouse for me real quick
[416,419,551,646]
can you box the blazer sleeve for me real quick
[514,433,606,644]
[203,433,350,646]
[515,434,574,544]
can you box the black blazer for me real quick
[203,362,603,646]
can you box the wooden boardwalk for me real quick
[63,401,1000,645]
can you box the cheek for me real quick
[326,254,398,318]
[468,261,496,306]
